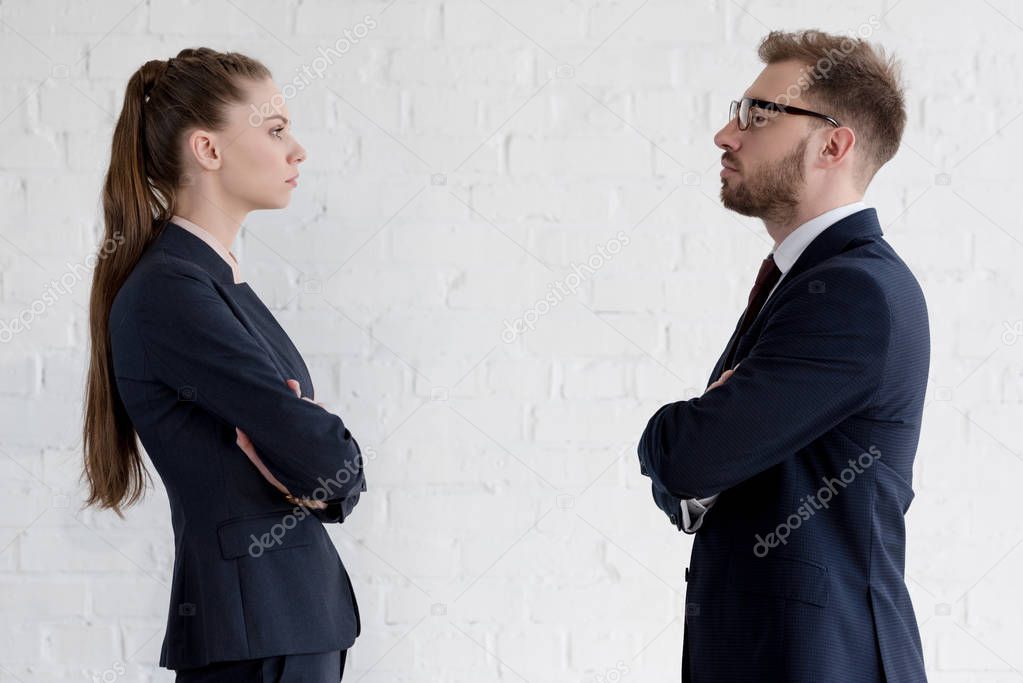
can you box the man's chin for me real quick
[720,188,755,217]
[723,203,767,221]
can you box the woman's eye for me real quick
[271,127,285,139]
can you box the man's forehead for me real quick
[744,61,808,105]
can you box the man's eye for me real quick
[752,114,767,125]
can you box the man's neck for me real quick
[765,192,864,248]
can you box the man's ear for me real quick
[820,126,856,169]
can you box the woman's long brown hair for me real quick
[82,48,271,517]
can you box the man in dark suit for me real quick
[638,30,929,681]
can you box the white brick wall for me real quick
[1,0,1020,680]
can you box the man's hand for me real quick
[645,363,738,512]
[705,362,740,393]
[640,363,742,479]
[235,379,328,509]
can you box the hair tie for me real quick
[143,59,171,103]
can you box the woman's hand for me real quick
[286,379,327,410]
[234,379,328,509]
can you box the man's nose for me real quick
[714,118,740,151]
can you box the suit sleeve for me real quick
[638,267,891,500]
[309,446,367,524]
[136,266,364,501]
[310,481,366,523]
[647,481,685,530]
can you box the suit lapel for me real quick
[156,221,315,396]
[157,220,236,285]
[781,207,883,286]
[710,310,748,386]
[709,208,884,384]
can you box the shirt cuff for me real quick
[679,493,720,533]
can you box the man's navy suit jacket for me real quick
[109,220,365,670]
[638,208,929,682]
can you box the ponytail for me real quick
[82,49,271,516]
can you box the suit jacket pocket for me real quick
[727,554,830,608]
[217,511,316,560]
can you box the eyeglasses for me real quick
[729,96,841,130]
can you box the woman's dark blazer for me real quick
[108,220,365,669]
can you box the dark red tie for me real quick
[724,253,782,368]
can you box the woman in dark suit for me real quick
[81,48,365,682]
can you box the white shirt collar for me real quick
[170,214,244,284]
[770,201,868,274]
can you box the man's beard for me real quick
[720,135,809,224]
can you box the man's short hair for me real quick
[758,29,907,189]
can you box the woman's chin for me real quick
[254,196,292,210]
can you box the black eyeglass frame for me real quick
[729,96,841,130]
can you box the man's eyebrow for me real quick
[747,95,789,108]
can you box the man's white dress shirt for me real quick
[680,201,868,532]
